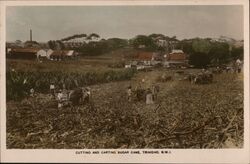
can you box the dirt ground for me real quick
[6,69,244,149]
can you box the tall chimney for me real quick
[30,29,32,41]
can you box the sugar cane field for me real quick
[6,58,244,149]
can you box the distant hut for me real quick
[64,50,75,58]
[136,51,154,65]
[9,48,41,60]
[49,50,76,61]
[164,49,189,67]
[37,49,53,60]
[50,50,64,61]
[133,51,162,66]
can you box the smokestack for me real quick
[30,29,32,41]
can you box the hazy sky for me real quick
[6,5,243,42]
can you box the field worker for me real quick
[216,66,220,73]
[69,88,83,106]
[135,84,140,101]
[50,83,55,98]
[146,88,154,105]
[127,86,132,102]
[57,89,68,108]
[142,78,145,88]
[236,59,242,73]
[226,66,231,73]
[86,87,91,100]
[57,90,64,108]
[152,84,159,101]
[30,88,35,97]
[135,83,144,101]
[141,78,147,90]
[83,87,91,103]
[63,83,66,90]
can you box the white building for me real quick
[65,50,74,57]
[45,49,54,58]
[37,49,53,59]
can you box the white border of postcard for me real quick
[0,0,249,163]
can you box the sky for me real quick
[6,5,244,42]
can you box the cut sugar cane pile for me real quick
[6,71,243,149]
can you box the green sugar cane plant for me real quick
[6,70,30,101]
[6,68,137,101]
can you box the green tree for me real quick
[209,42,230,64]
[189,39,212,67]
[131,35,157,51]
[76,41,109,56]
[231,46,243,60]
[192,39,212,54]
[106,38,128,49]
[58,40,65,50]
[48,40,56,49]
[182,42,193,54]
[189,52,210,68]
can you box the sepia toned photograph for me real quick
[3,3,246,151]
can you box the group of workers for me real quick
[235,58,243,73]
[222,58,243,73]
[29,82,91,109]
[127,79,160,105]
[54,85,91,109]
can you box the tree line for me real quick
[177,38,243,67]
[61,33,100,41]
[131,34,243,67]
[47,33,243,67]
[48,36,128,56]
